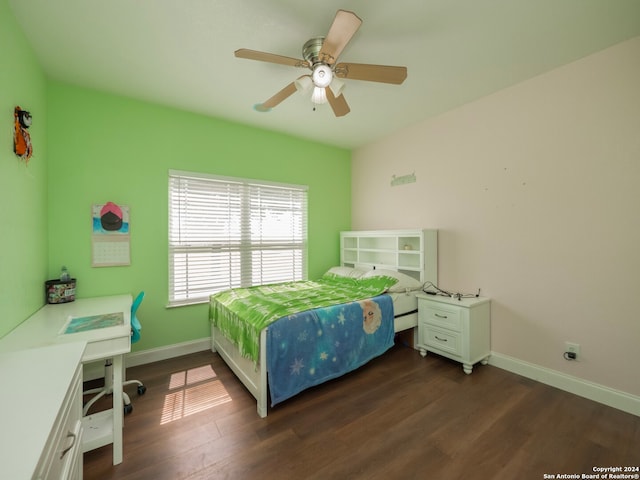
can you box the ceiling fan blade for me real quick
[254,81,298,112]
[318,10,362,65]
[326,88,350,117]
[235,49,309,68]
[334,62,407,85]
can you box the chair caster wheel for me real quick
[137,385,146,395]
[124,403,133,415]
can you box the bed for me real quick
[209,229,437,417]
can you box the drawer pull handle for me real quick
[434,335,447,342]
[434,313,448,319]
[60,431,77,460]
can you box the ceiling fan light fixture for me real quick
[312,64,333,88]
[311,86,327,105]
[294,75,313,92]
[329,77,345,97]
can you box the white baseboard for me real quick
[489,352,640,417]
[125,337,211,368]
[83,337,211,381]
[83,340,639,417]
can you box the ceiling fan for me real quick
[234,9,407,117]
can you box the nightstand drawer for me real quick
[423,326,461,356]
[420,303,462,332]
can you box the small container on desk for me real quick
[45,279,77,304]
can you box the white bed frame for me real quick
[210,229,438,417]
[211,312,418,417]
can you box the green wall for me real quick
[46,82,351,352]
[0,0,49,337]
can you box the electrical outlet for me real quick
[565,342,580,358]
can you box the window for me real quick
[168,170,308,306]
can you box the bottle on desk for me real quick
[60,266,70,282]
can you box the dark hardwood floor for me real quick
[83,340,640,479]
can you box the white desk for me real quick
[0,342,86,479]
[0,294,132,466]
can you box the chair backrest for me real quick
[131,291,145,344]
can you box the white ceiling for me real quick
[8,0,640,150]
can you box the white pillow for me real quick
[325,266,367,279]
[360,269,422,292]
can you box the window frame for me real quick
[168,169,308,307]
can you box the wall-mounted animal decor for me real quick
[14,106,33,163]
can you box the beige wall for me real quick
[352,37,640,398]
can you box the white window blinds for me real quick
[168,170,308,306]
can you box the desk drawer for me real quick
[83,336,130,362]
[37,365,83,479]
[419,303,462,332]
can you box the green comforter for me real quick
[209,273,398,363]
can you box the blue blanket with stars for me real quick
[266,294,394,406]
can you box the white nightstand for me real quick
[415,293,491,374]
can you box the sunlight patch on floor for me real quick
[161,364,232,424]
